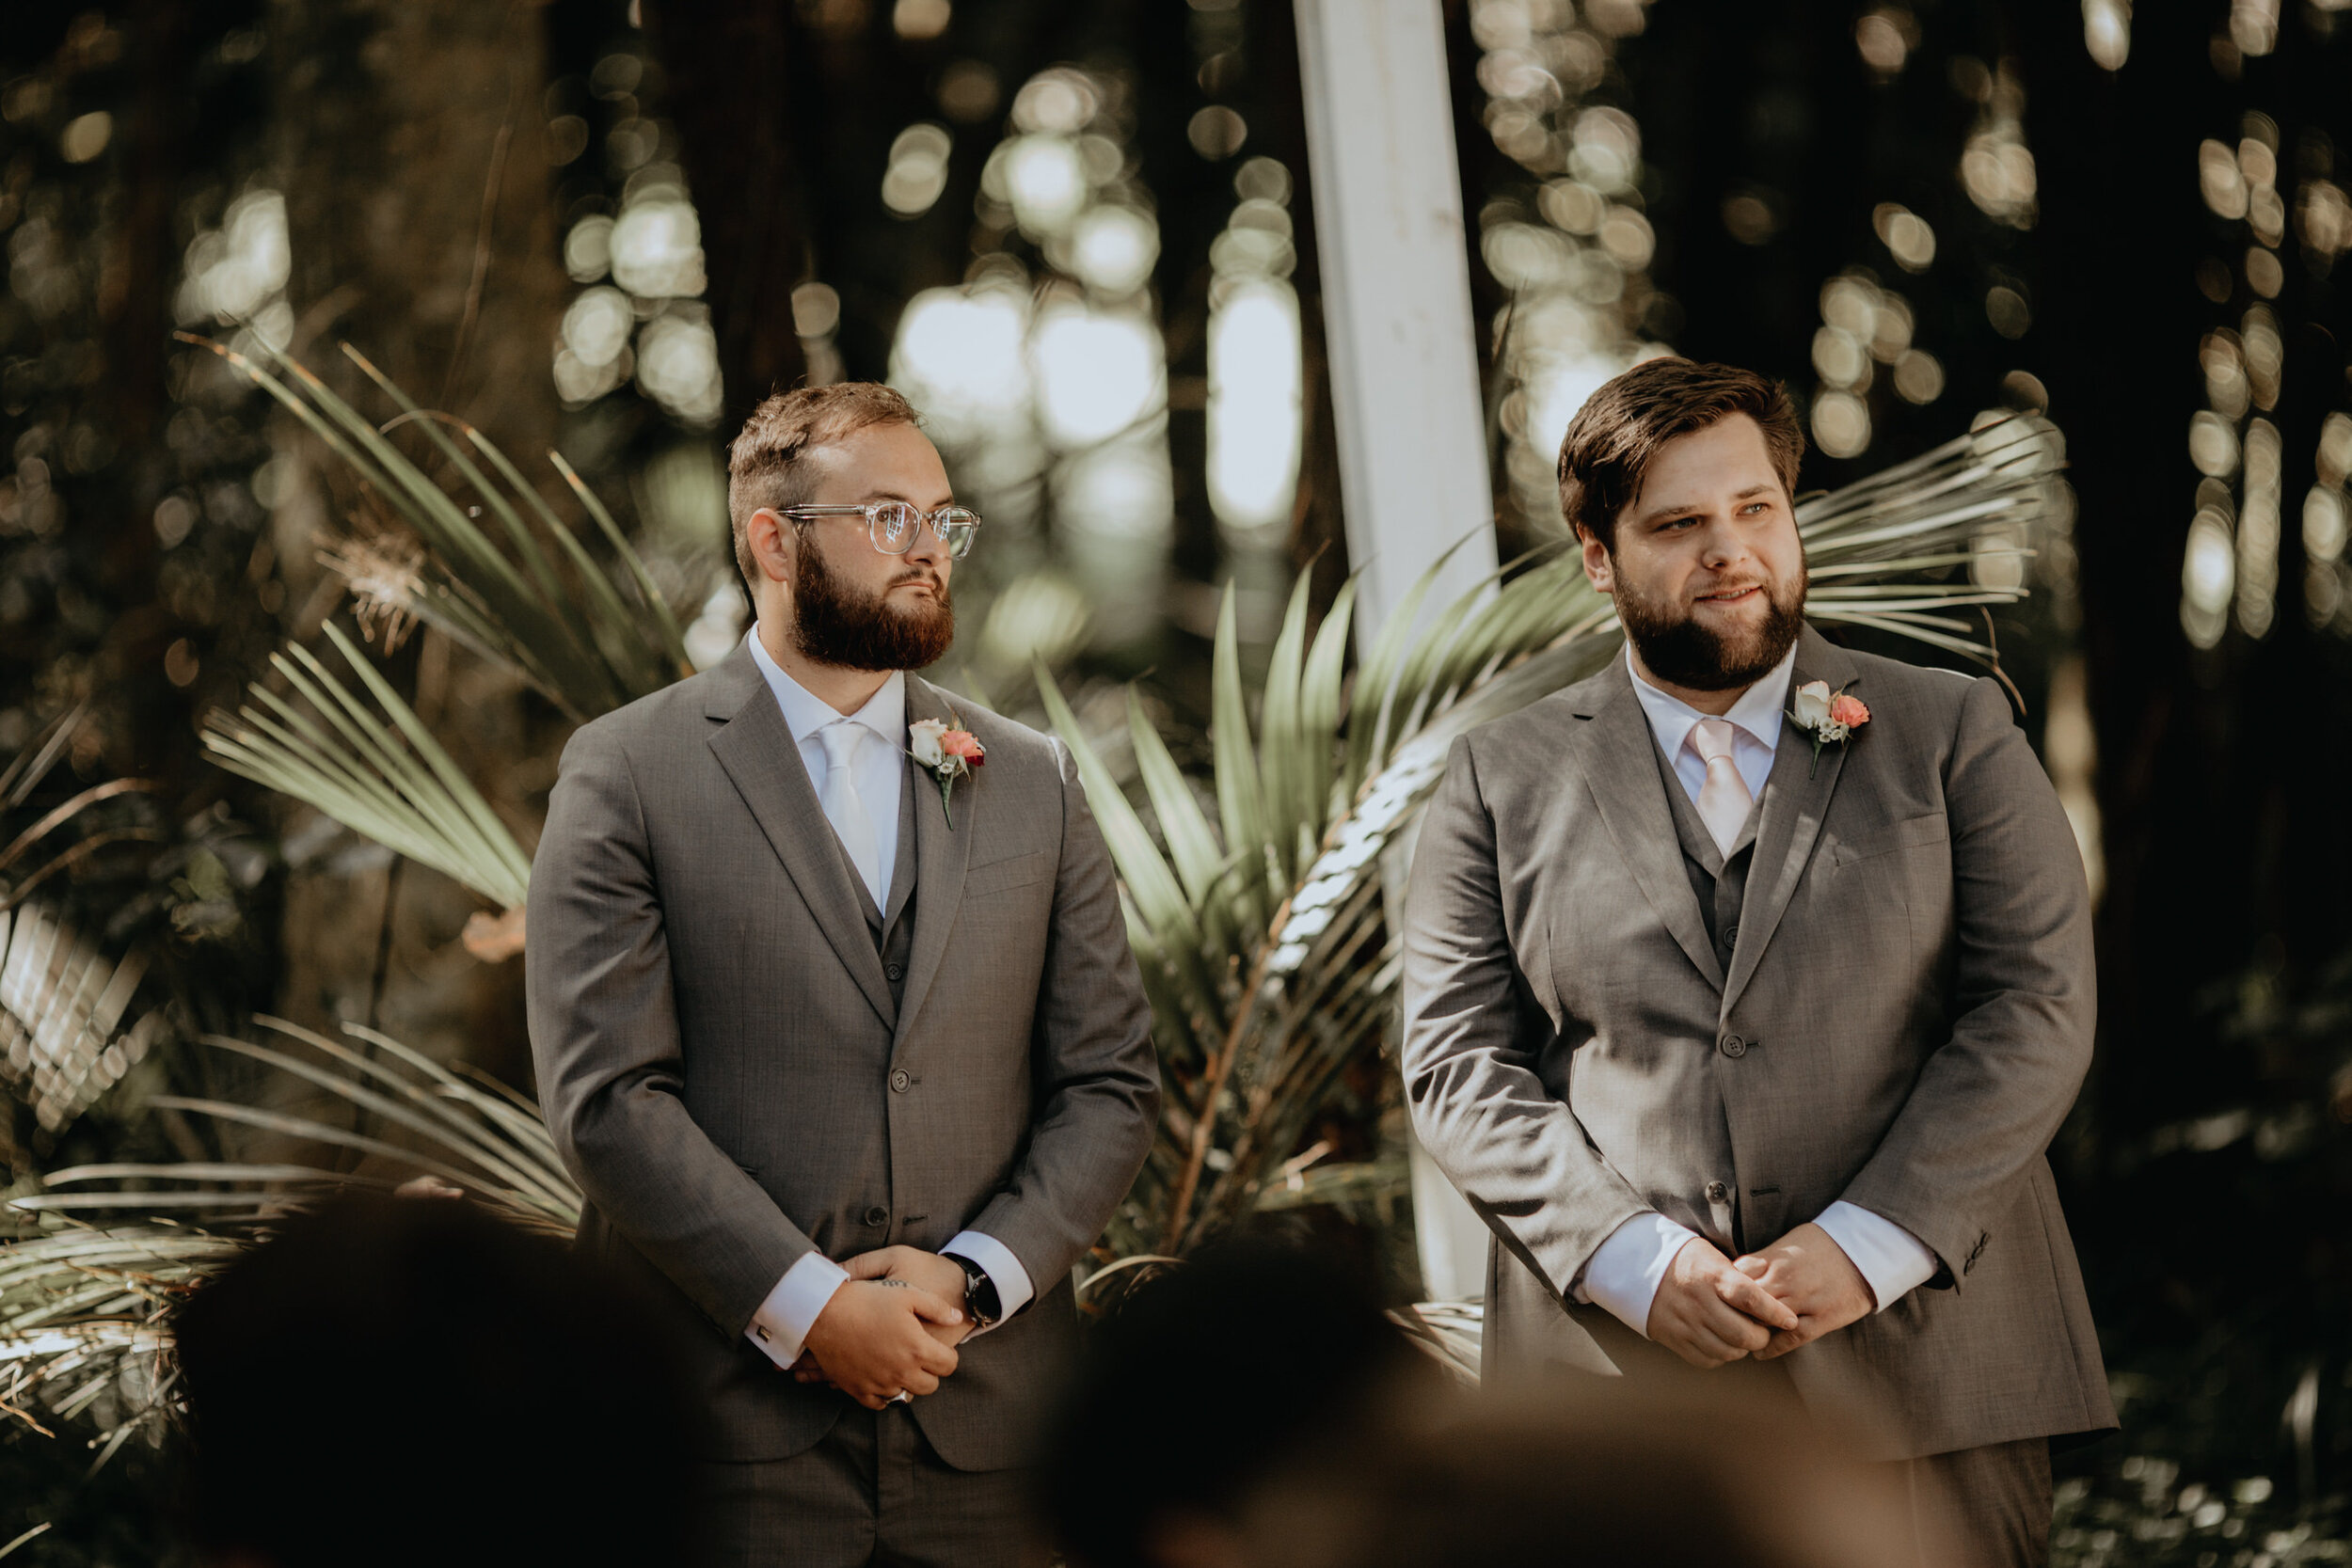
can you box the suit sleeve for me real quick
[961,737,1160,1296]
[526,723,820,1337]
[1836,675,2097,1286]
[1401,735,1652,1301]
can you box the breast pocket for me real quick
[1831,811,1949,866]
[962,847,1055,899]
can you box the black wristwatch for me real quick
[940,1251,1002,1331]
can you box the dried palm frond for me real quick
[1047,412,2062,1260]
[201,621,533,911]
[0,904,166,1134]
[0,1019,578,1450]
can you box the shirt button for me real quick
[1720,1034,1747,1058]
[1705,1180,1729,1204]
[885,962,905,982]
[889,1068,912,1092]
[863,1205,889,1227]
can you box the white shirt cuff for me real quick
[1572,1212,1701,1338]
[1813,1200,1939,1312]
[744,1251,850,1369]
[941,1229,1033,1337]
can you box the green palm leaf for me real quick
[202,622,532,911]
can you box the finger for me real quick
[906,1289,965,1327]
[1699,1294,1774,1354]
[844,1250,900,1280]
[1756,1324,1812,1360]
[902,1369,942,1398]
[1714,1268,1801,1331]
[914,1337,961,1377]
[1732,1255,1769,1278]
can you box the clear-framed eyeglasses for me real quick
[781,500,981,560]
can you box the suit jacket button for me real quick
[1719,1035,1746,1058]
[1724,924,1739,947]
[1705,1180,1729,1203]
[864,1205,889,1227]
[885,962,904,982]
[889,1068,912,1092]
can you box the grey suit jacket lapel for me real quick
[1722,625,1858,1013]
[702,642,897,1027]
[892,674,976,1053]
[1568,658,1724,990]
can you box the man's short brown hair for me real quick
[1555,358,1804,550]
[726,383,921,583]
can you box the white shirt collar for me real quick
[746,626,906,748]
[1624,637,1799,762]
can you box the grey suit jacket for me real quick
[526,642,1159,1468]
[1400,625,2114,1459]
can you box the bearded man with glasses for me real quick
[527,383,1159,1567]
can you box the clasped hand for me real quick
[1643,1223,1874,1370]
[789,1246,971,1410]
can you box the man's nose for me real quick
[902,522,951,574]
[1697,516,1746,569]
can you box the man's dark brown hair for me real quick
[726,382,921,584]
[1555,358,1804,549]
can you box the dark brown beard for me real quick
[787,540,955,673]
[1613,558,1808,692]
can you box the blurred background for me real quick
[0,0,2346,1562]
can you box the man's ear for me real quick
[1576,524,1614,594]
[745,508,796,585]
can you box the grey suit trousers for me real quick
[698,1406,1047,1568]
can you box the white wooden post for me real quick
[1295,0,1499,1303]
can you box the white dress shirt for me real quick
[739,627,1035,1369]
[1571,641,1940,1338]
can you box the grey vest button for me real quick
[885,962,904,982]
[889,1068,912,1092]
[1723,924,1739,947]
[863,1205,889,1227]
[1720,1034,1747,1058]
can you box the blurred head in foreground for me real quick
[174,1193,700,1568]
[1041,1237,1917,1568]
[1039,1238,1449,1568]
[1232,1383,1918,1568]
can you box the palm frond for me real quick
[201,621,532,911]
[182,335,691,721]
[0,903,165,1134]
[0,1020,580,1446]
[1050,411,2064,1261]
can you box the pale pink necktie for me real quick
[1690,719,1753,857]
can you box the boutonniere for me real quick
[1788,679,1870,777]
[908,715,986,826]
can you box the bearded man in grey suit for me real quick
[527,383,1159,1567]
[1401,359,2113,1568]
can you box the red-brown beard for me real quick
[1612,557,1808,691]
[787,544,955,673]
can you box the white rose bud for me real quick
[1791,680,1833,730]
[908,719,948,768]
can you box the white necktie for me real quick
[817,721,883,908]
[1690,719,1754,858]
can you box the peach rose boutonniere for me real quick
[909,715,986,826]
[1788,679,1870,777]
